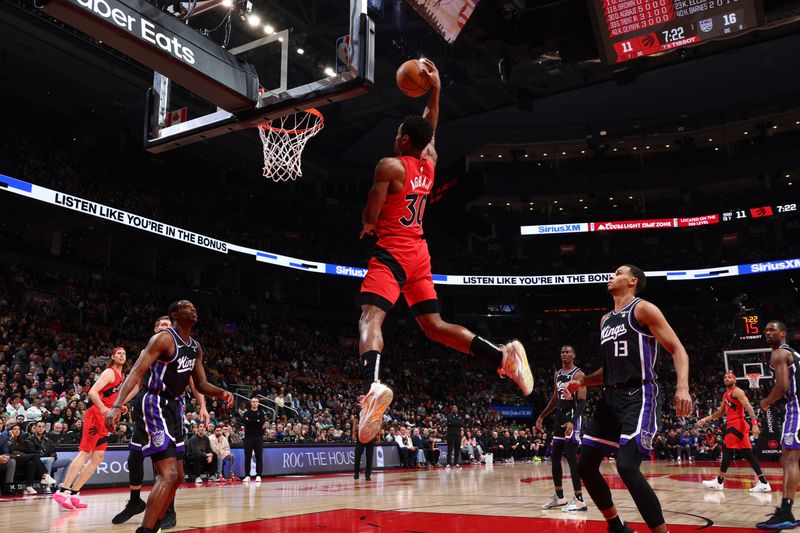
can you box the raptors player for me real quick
[699,371,770,493]
[52,346,127,510]
[356,59,532,444]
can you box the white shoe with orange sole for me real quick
[358,382,394,444]
[498,340,533,396]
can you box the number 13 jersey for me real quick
[374,156,434,244]
[600,297,659,387]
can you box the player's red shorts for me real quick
[360,238,438,315]
[79,406,111,453]
[723,420,752,449]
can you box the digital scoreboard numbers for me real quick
[589,0,764,64]
[737,314,763,345]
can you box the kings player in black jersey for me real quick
[756,320,800,530]
[536,345,587,512]
[106,301,233,533]
[565,265,691,533]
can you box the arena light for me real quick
[263,24,275,35]
[297,48,305,55]
[247,14,261,26]
[222,0,232,6]
[324,67,335,77]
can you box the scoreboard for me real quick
[736,314,763,344]
[587,0,765,64]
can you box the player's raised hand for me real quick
[419,59,441,90]
[674,388,692,417]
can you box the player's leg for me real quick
[354,440,364,479]
[365,441,374,479]
[757,448,800,529]
[113,448,147,524]
[703,446,732,490]
[138,453,182,533]
[543,434,568,509]
[67,449,106,508]
[616,441,667,532]
[579,392,630,532]
[562,440,586,511]
[52,450,89,509]
[740,448,770,491]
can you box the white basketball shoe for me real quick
[358,381,394,444]
[498,340,533,396]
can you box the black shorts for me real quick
[552,407,582,445]
[583,384,661,457]
[131,391,185,461]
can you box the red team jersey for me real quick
[80,367,124,452]
[722,387,751,449]
[361,155,438,312]
[374,156,435,243]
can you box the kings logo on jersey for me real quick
[601,323,628,344]
[176,354,196,374]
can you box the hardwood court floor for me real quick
[3,459,781,533]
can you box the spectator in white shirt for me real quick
[25,399,47,422]
[209,426,235,480]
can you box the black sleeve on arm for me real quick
[572,399,586,425]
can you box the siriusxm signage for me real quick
[521,223,588,235]
[490,405,534,418]
[740,259,800,275]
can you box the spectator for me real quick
[445,406,463,469]
[209,426,235,481]
[185,424,217,483]
[27,420,69,491]
[8,423,55,494]
[0,427,16,496]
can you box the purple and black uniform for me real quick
[552,366,582,444]
[583,297,661,457]
[131,327,198,459]
[772,343,800,450]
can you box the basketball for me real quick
[396,59,431,97]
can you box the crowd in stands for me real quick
[1,255,796,494]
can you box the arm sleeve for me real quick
[572,399,586,426]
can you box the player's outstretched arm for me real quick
[636,300,691,417]
[191,344,233,407]
[761,348,790,410]
[360,158,404,238]
[419,59,440,164]
[106,331,172,431]
[535,375,560,429]
[697,403,725,426]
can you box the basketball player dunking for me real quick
[756,320,800,530]
[52,347,127,510]
[565,265,691,533]
[536,345,587,512]
[357,59,533,443]
[698,371,770,493]
[112,315,210,529]
[105,301,232,533]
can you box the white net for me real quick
[257,109,324,182]
[746,373,762,390]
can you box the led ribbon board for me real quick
[1,173,798,287]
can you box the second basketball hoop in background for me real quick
[396,59,431,97]
[257,109,324,182]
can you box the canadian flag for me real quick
[165,107,187,127]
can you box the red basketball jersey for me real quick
[723,387,745,425]
[374,156,435,243]
[99,367,124,409]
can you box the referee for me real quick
[242,396,266,483]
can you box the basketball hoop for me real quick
[745,373,762,389]
[257,108,324,182]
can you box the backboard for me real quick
[143,0,374,153]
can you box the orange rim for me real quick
[258,108,324,135]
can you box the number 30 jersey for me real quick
[375,156,434,244]
[599,297,659,387]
